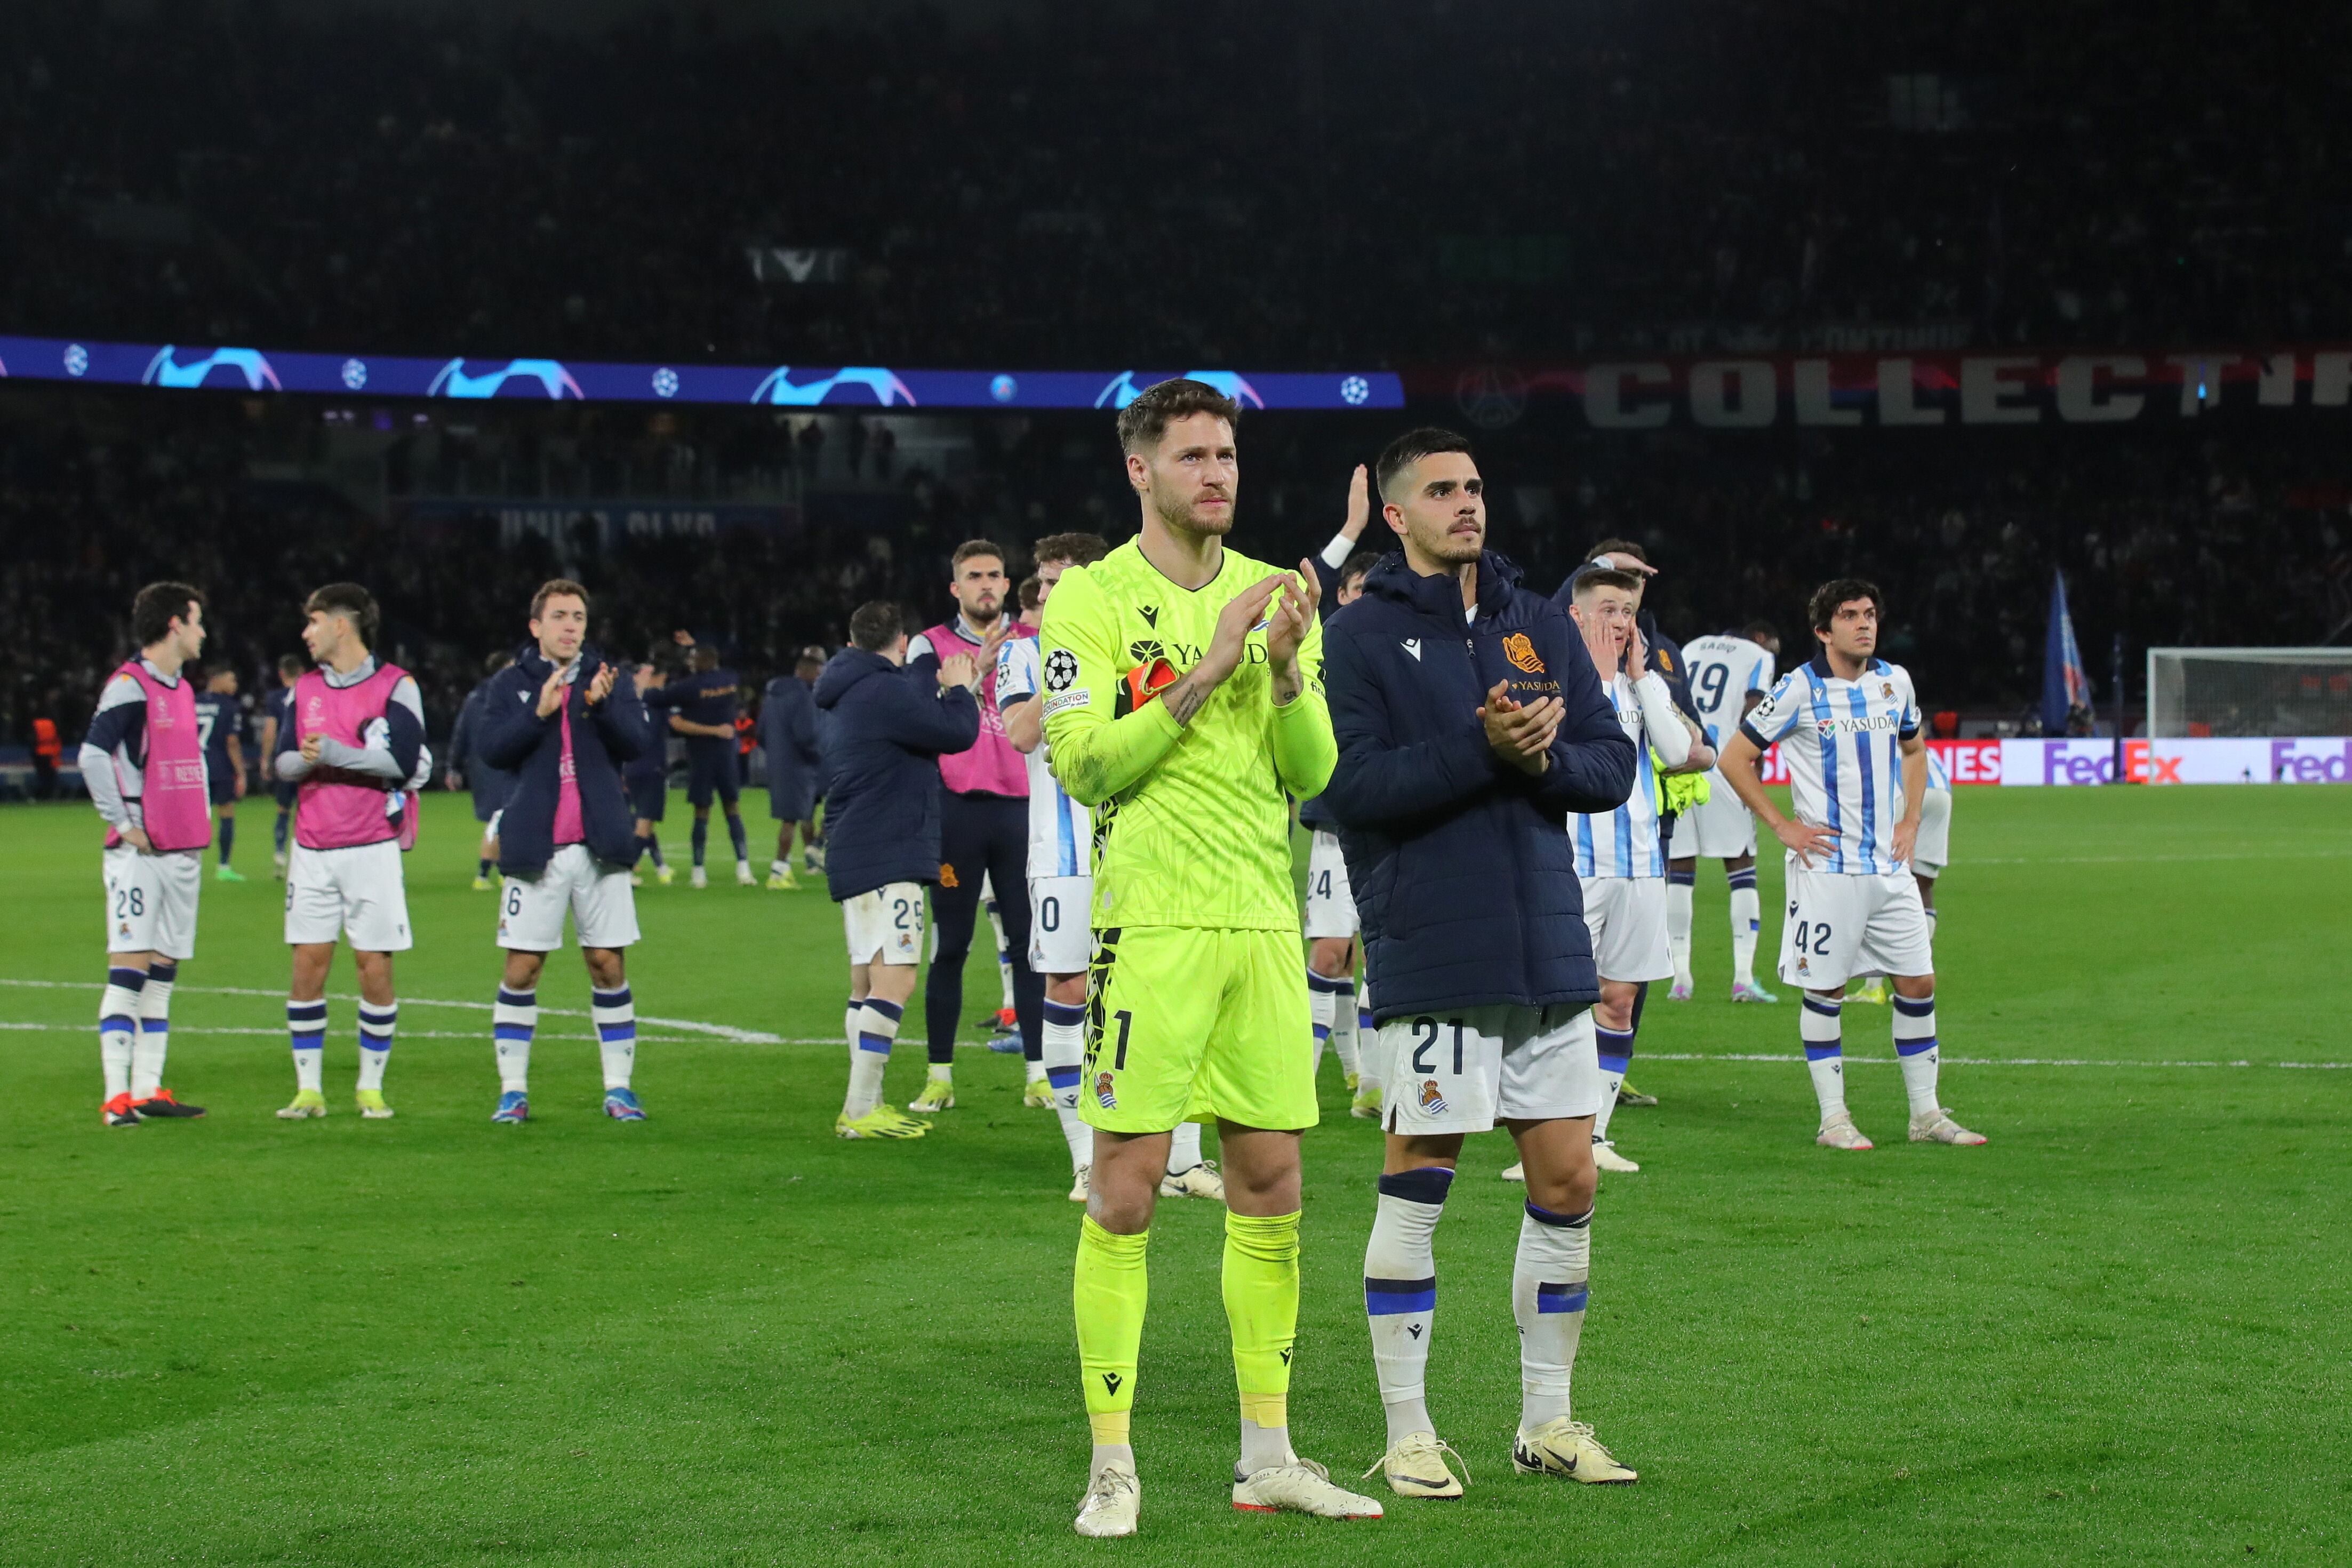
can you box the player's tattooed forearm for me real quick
[1269,667,1304,707]
[1161,671,1213,727]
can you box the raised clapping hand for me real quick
[1339,464,1370,541]
[583,663,616,707]
[535,666,569,718]
[938,652,980,691]
[1776,815,1840,867]
[300,733,325,763]
[1478,680,1561,775]
[1263,563,1319,675]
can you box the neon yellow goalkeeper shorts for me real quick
[1080,925,1317,1134]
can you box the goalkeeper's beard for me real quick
[1155,485,1234,539]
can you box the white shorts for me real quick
[1666,777,1756,860]
[1028,874,1092,975]
[1779,863,1934,989]
[102,845,202,959]
[285,839,413,951]
[484,807,505,842]
[1581,876,1675,982]
[844,881,925,966]
[1302,829,1359,940]
[1378,1004,1601,1135]
[1912,789,1951,878]
[499,843,641,951]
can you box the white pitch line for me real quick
[0,1021,769,1045]
[1969,849,2352,865]
[1632,1051,2351,1070]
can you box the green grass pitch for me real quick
[2,786,2347,1566]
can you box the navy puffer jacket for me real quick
[478,641,654,877]
[813,649,980,901]
[1320,551,1636,1020]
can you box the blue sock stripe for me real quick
[100,1014,136,1033]
[1597,1053,1632,1075]
[1041,1000,1085,1027]
[597,1023,637,1043]
[1304,970,1351,994]
[1046,1068,1081,1089]
[1525,1202,1593,1229]
[1802,996,1843,1018]
[147,961,178,983]
[1896,1035,1938,1057]
[862,997,905,1022]
[1536,1281,1590,1314]
[1667,868,1695,887]
[493,1023,536,1042]
[592,987,634,1006]
[290,1031,326,1047]
[1727,869,1758,890]
[287,1002,330,1022]
[496,988,537,1007]
[139,1017,168,1033]
[1892,993,1935,1018]
[1377,1166,1455,1205]
[1311,1024,1332,1043]
[1363,1276,1438,1315]
[856,1032,894,1054]
[1804,1043,1843,1061]
[107,967,148,991]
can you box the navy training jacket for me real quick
[759,674,823,813]
[477,641,655,877]
[1321,551,1637,1021]
[448,675,517,813]
[813,649,980,902]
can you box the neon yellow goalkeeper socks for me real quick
[1222,1209,1301,1423]
[1075,1215,1150,1431]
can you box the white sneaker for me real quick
[1499,1161,1525,1182]
[1159,1160,1226,1202]
[1511,1418,1637,1483]
[690,865,708,889]
[1817,1111,1875,1150]
[1231,1457,1383,1518]
[1591,1140,1640,1173]
[1364,1431,1467,1499]
[629,870,644,887]
[1074,1460,1140,1538]
[735,860,756,886]
[1068,1165,1091,1203]
[1909,1108,1987,1145]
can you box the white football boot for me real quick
[1365,1431,1467,1499]
[1074,1460,1140,1538]
[1231,1457,1383,1518]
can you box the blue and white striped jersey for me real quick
[1742,655,1923,876]
[995,634,1091,879]
[1573,672,1669,880]
[1926,749,1951,794]
[1682,634,1778,749]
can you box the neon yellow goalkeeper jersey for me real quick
[1038,538,1335,932]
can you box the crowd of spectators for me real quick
[6,388,2347,762]
[3,0,2345,367]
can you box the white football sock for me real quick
[1167,1120,1203,1176]
[1331,979,1362,1079]
[1355,982,1382,1094]
[1306,969,1342,1075]
[1924,902,1940,945]
[1513,1200,1590,1433]
[593,986,636,1090]
[843,996,860,1062]
[289,996,328,1094]
[845,998,901,1119]
[1238,1417,1294,1476]
[1893,991,1941,1116]
[1592,1024,1633,1143]
[1802,996,1845,1119]
[1042,999,1091,1170]
[99,965,144,1100]
[1365,1166,1451,1445]
[925,1061,952,1084]
[1729,867,1762,986]
[132,959,175,1099]
[493,987,537,1093]
[357,1001,396,1092]
[1666,873,1694,985]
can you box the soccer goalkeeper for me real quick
[1041,378,1382,1537]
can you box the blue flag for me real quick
[2042,570,2093,735]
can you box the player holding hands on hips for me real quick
[1717,579,1984,1151]
[1319,428,1641,1499]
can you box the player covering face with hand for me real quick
[1319,429,1642,1499]
[1041,378,1379,1537]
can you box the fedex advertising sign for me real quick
[1754,738,1999,785]
[2001,737,2352,785]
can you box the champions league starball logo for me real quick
[1094,371,1265,411]
[142,346,283,391]
[748,366,917,406]
[428,359,585,399]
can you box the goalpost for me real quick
[2145,647,2352,737]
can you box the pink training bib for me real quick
[106,661,211,853]
[919,619,1032,798]
[292,663,411,850]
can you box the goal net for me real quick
[2146,647,2352,737]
